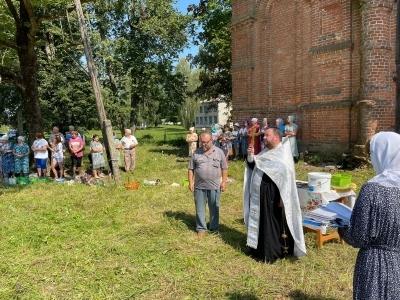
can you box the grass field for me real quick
[0,125,374,299]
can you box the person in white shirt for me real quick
[120,129,138,172]
[31,132,49,178]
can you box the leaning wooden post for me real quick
[73,0,121,185]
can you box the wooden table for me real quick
[302,197,345,248]
[297,185,355,248]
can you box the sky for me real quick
[172,0,199,60]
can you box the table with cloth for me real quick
[297,182,356,248]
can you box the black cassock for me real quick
[248,161,295,263]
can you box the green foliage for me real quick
[0,84,22,127]
[175,58,201,129]
[309,155,322,165]
[86,0,191,129]
[0,0,192,137]
[37,47,98,132]
[0,0,76,140]
[189,0,232,103]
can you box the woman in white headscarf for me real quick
[13,136,30,177]
[339,132,400,300]
[284,115,299,160]
[185,127,198,157]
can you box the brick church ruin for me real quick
[230,0,397,156]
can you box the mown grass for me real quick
[0,125,374,299]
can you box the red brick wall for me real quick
[230,0,396,155]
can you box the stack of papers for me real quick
[303,202,352,228]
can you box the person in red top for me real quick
[68,131,85,178]
[248,118,261,155]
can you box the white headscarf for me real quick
[368,132,400,188]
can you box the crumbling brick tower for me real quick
[230,0,396,156]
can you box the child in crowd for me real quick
[220,137,229,164]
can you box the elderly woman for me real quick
[185,127,198,157]
[284,115,299,160]
[276,118,285,133]
[0,135,15,183]
[31,132,49,178]
[13,136,30,177]
[90,134,105,179]
[339,132,400,299]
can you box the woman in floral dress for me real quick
[13,136,30,177]
[0,135,15,182]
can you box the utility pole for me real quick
[73,0,122,185]
[396,0,400,133]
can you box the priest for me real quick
[243,127,306,262]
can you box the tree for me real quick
[87,0,190,131]
[0,0,90,142]
[175,58,201,130]
[188,0,232,104]
[37,50,98,131]
[0,0,192,139]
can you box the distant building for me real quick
[194,100,231,129]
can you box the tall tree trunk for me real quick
[16,3,43,145]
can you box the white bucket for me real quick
[308,172,331,192]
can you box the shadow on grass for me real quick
[163,210,248,252]
[288,290,338,300]
[225,292,260,300]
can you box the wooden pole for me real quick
[73,0,122,185]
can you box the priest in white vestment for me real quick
[243,127,306,262]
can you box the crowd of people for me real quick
[0,126,139,184]
[186,115,299,162]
